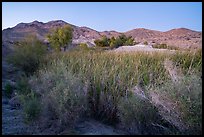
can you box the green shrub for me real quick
[110,37,117,49]
[161,43,167,48]
[16,76,31,95]
[110,37,118,48]
[6,35,47,75]
[4,83,13,98]
[94,35,110,47]
[124,36,134,46]
[152,44,179,50]
[79,43,89,50]
[23,92,41,122]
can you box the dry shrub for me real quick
[148,74,202,135]
[29,61,86,133]
[117,94,160,135]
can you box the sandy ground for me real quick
[2,98,34,135]
[113,45,176,53]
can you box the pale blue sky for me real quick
[2,2,202,32]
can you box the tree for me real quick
[125,36,134,46]
[110,37,117,49]
[94,35,110,47]
[115,37,123,47]
[93,34,134,49]
[101,35,110,47]
[47,28,61,51]
[118,34,128,45]
[110,36,115,43]
[94,39,103,47]
[47,25,73,51]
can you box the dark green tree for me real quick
[125,36,135,46]
[94,39,103,47]
[115,37,123,47]
[94,35,110,47]
[101,35,109,47]
[118,34,128,45]
[110,37,117,49]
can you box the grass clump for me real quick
[44,50,201,134]
[148,74,202,135]
[118,95,160,134]
[43,50,169,125]
[170,49,202,75]
[23,92,41,122]
[16,76,31,95]
[15,76,41,122]
[28,61,86,132]
[6,35,47,76]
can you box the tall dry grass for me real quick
[37,49,201,134]
[9,45,201,134]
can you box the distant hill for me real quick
[2,20,202,49]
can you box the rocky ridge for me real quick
[2,20,202,49]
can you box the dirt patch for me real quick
[61,119,127,135]
[113,45,176,53]
[2,98,30,135]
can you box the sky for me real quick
[2,2,202,32]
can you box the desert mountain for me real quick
[2,20,202,49]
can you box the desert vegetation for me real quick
[1,0,202,133]
[152,43,179,50]
[5,29,202,134]
[94,34,135,49]
[47,25,73,51]
[6,35,47,75]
